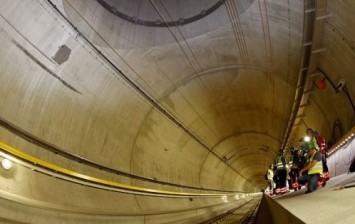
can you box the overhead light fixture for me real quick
[1,158,12,170]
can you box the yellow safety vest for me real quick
[306,137,320,151]
[267,169,274,180]
[276,156,286,170]
[308,152,323,175]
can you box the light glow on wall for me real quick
[1,158,12,170]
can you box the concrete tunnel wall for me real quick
[290,0,355,147]
[0,0,354,223]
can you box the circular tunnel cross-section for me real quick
[97,0,227,27]
[64,0,255,48]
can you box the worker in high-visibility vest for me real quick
[265,165,275,195]
[298,147,324,193]
[314,131,330,180]
[304,128,320,151]
[289,147,302,190]
[274,149,288,194]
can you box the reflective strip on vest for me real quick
[276,156,285,170]
[308,153,323,175]
[313,138,320,150]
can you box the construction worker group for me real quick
[266,128,330,195]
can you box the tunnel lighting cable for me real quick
[150,0,235,143]
[224,4,277,180]
[225,0,250,70]
[257,0,274,150]
[67,0,235,151]
[150,0,256,186]
[155,0,202,73]
[223,2,273,180]
[317,69,355,114]
[152,0,244,160]
[230,0,252,70]
[229,0,253,79]
[65,0,239,153]
[44,0,255,186]
[226,0,276,169]
[282,0,292,138]
[150,0,236,147]
[227,0,250,68]
[0,141,251,198]
[32,2,241,192]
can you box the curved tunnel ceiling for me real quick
[60,0,303,191]
[0,0,354,220]
[83,0,255,47]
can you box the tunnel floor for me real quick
[201,197,261,224]
[272,172,355,224]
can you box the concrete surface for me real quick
[0,0,354,223]
[274,172,355,224]
[255,194,305,224]
[271,138,355,224]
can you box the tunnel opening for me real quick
[0,0,355,223]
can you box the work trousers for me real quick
[298,174,319,192]
[321,154,329,172]
[276,169,287,189]
[268,179,274,191]
[289,168,299,186]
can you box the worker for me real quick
[304,128,320,151]
[298,147,324,193]
[272,162,278,195]
[289,147,301,190]
[314,131,330,180]
[265,165,275,195]
[287,153,293,189]
[274,149,288,194]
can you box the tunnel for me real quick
[0,0,354,223]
